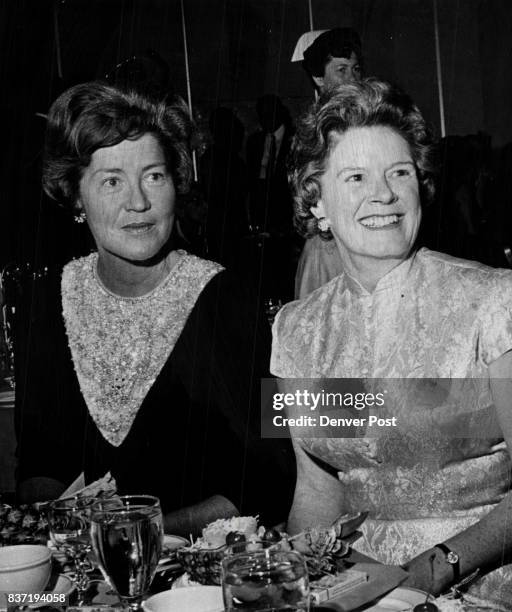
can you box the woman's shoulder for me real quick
[180,255,266,326]
[273,277,342,343]
[417,248,512,293]
[62,252,97,288]
[176,250,224,278]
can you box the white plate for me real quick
[28,574,75,609]
[142,586,223,612]
[0,575,75,611]
[364,586,433,611]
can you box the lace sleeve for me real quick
[270,305,303,378]
[479,272,512,366]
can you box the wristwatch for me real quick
[434,543,460,582]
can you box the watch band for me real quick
[434,543,460,582]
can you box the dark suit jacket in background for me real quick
[246,125,294,234]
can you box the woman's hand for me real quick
[17,477,67,504]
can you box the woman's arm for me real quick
[178,270,295,528]
[287,440,345,534]
[163,495,239,537]
[17,477,67,504]
[403,350,512,594]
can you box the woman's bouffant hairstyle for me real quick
[43,81,195,210]
[288,78,437,239]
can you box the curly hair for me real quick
[288,78,437,239]
[43,81,195,210]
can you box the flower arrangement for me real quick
[176,511,368,585]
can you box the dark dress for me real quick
[15,262,294,525]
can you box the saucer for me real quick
[0,575,75,611]
[30,574,76,609]
[143,586,223,612]
[364,586,434,611]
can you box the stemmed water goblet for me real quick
[46,496,95,603]
[90,495,163,611]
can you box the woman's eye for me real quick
[346,173,363,183]
[145,172,166,184]
[391,168,413,178]
[102,177,120,189]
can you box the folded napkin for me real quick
[314,562,408,611]
[59,472,116,500]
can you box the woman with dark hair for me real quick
[272,79,512,606]
[16,82,292,534]
[293,27,364,299]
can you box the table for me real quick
[0,526,412,611]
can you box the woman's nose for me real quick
[127,183,150,211]
[369,177,397,204]
[347,68,357,81]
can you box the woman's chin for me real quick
[101,245,169,267]
[366,239,415,261]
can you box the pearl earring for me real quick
[318,217,331,232]
[74,210,87,224]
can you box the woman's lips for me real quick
[122,222,155,234]
[359,214,402,229]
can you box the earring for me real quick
[74,211,87,224]
[318,217,331,232]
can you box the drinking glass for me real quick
[222,548,310,611]
[47,496,95,600]
[90,495,163,611]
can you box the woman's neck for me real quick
[96,250,179,298]
[336,247,410,293]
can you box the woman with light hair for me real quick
[272,78,512,607]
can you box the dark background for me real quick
[2,0,512,268]
[1,0,512,494]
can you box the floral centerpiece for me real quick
[176,512,367,585]
[0,503,48,546]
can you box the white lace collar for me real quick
[62,251,223,446]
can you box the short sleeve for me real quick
[270,304,303,378]
[479,272,512,365]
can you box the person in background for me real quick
[247,94,294,235]
[292,27,363,298]
[15,82,294,534]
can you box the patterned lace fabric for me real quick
[271,248,512,607]
[62,251,223,447]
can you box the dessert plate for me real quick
[364,586,434,611]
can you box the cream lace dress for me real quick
[271,248,512,607]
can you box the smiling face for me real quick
[314,52,362,91]
[316,125,421,273]
[78,133,176,267]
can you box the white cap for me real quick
[291,30,327,62]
